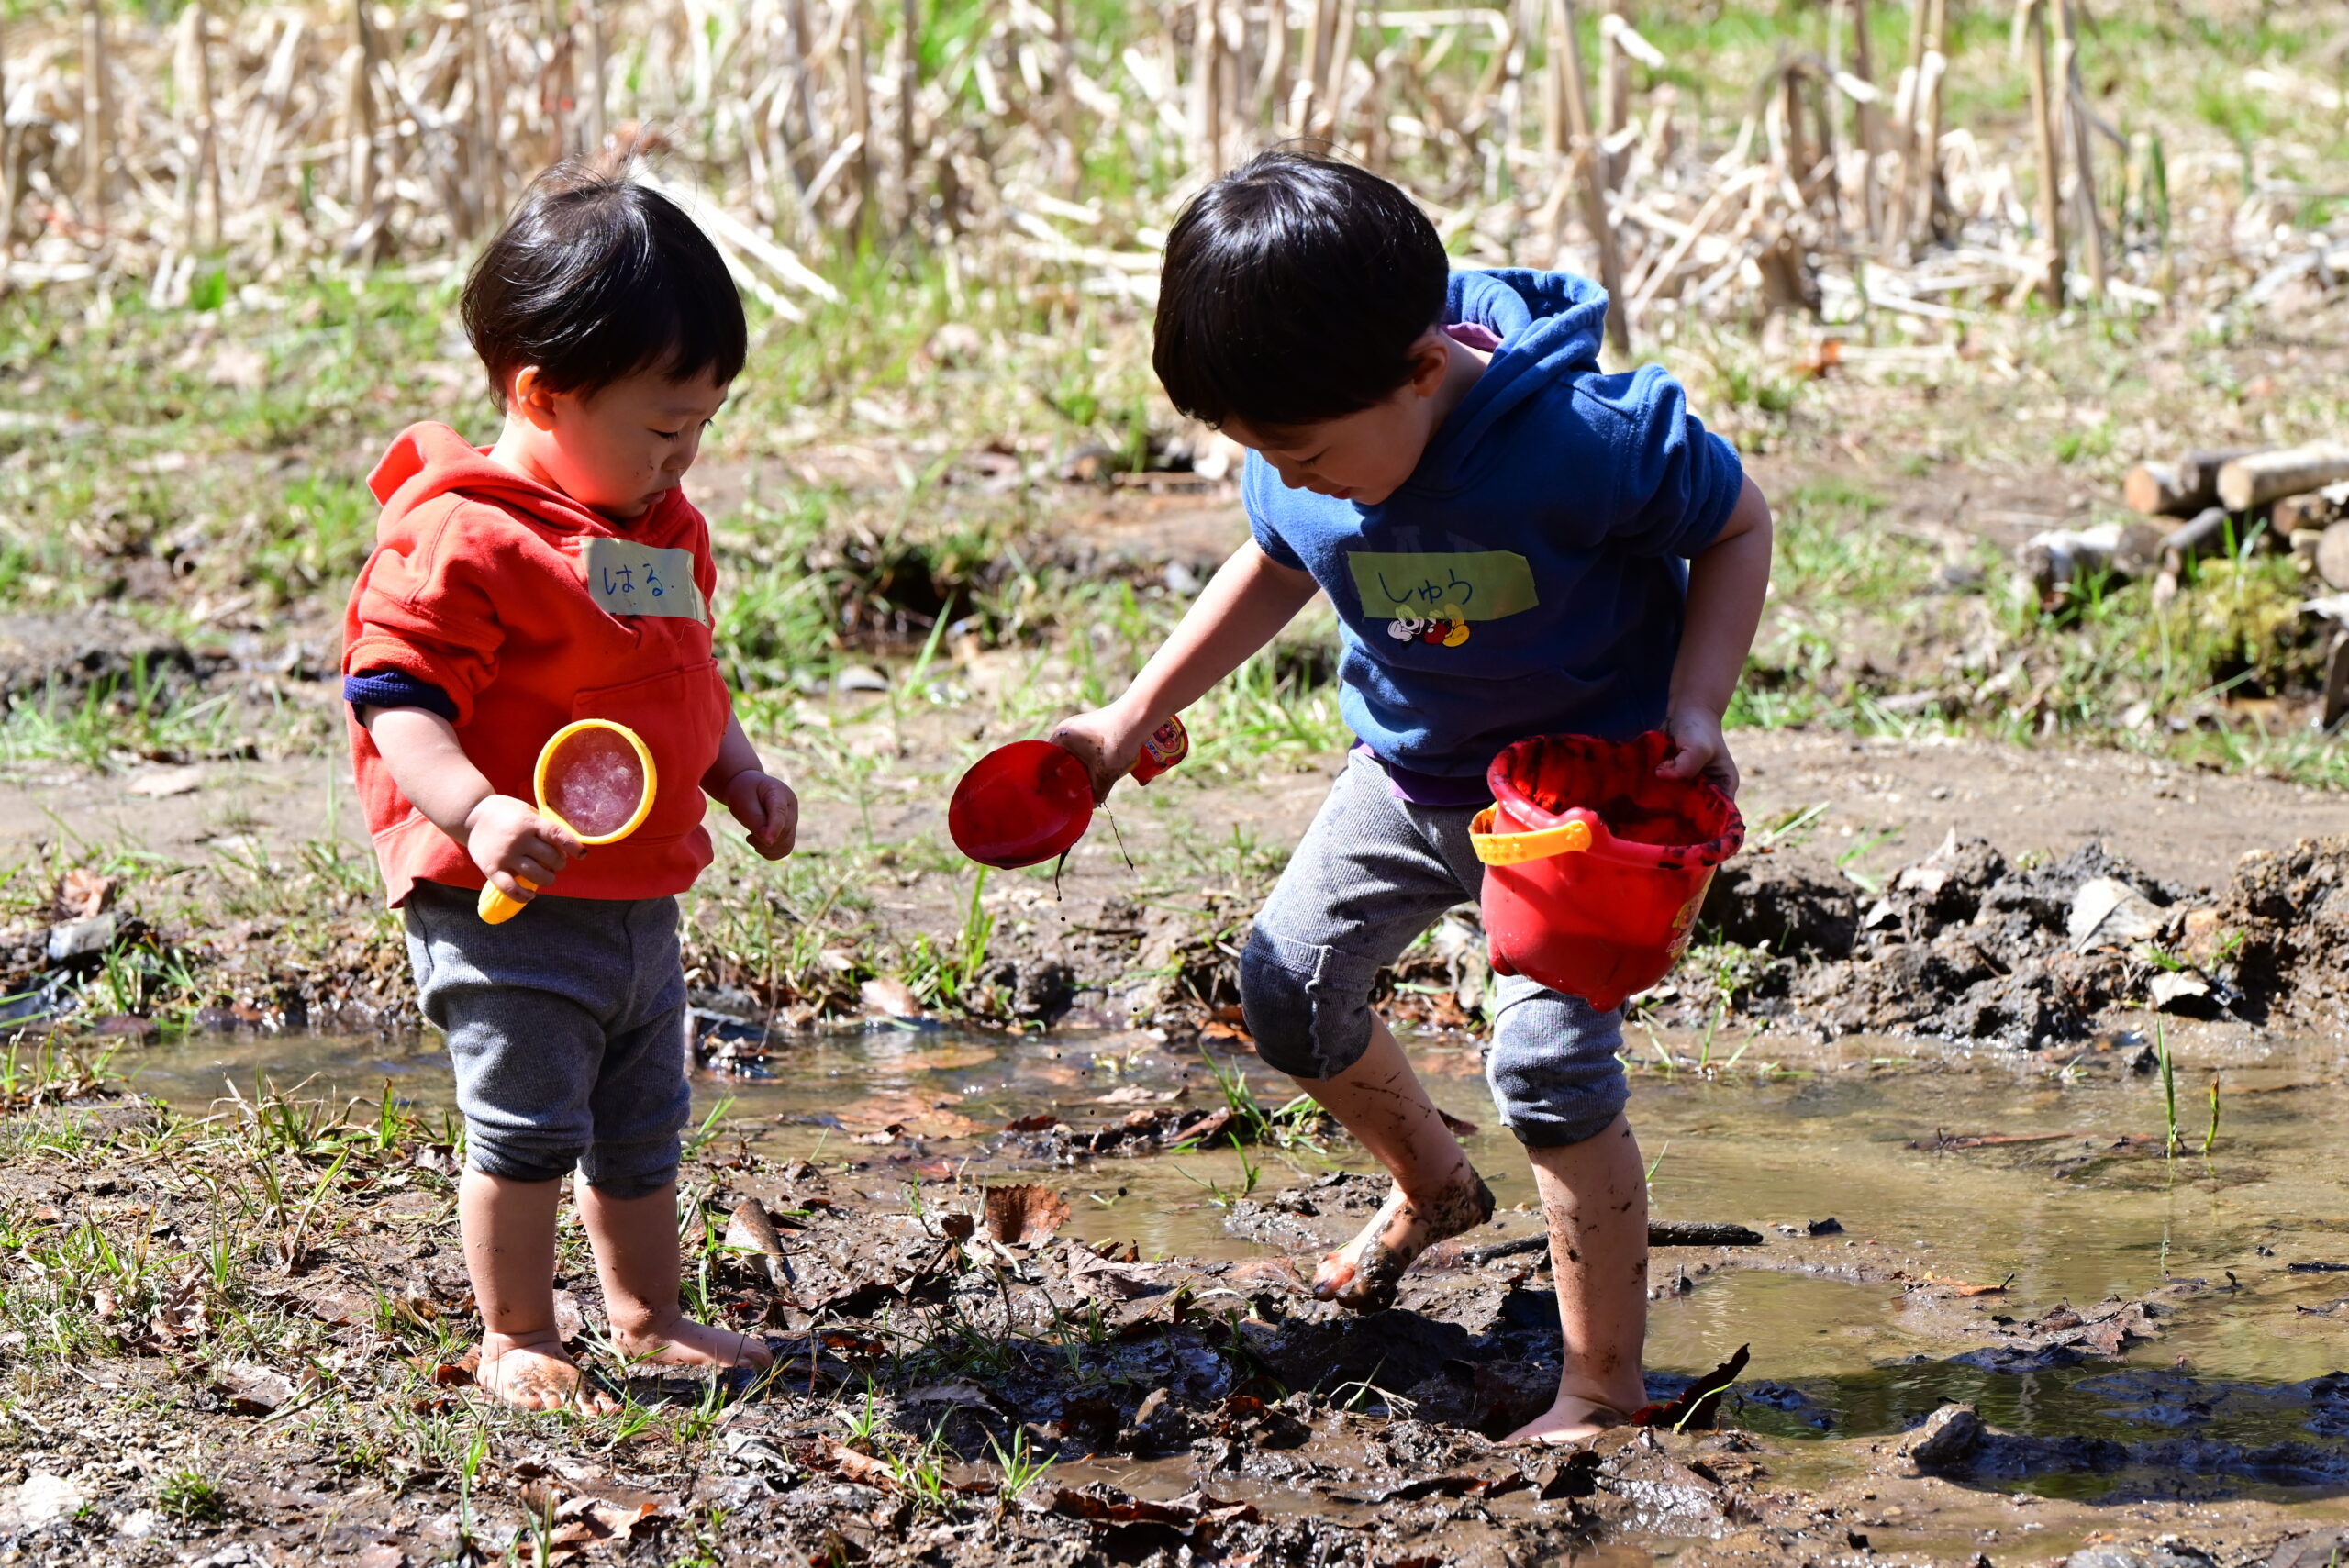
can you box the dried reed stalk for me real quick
[2021,0,2065,307]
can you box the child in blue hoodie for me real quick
[1052,150,1773,1445]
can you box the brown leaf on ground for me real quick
[1003,1112,1063,1133]
[54,869,117,920]
[217,1362,300,1415]
[984,1184,1071,1245]
[547,1493,662,1560]
[827,1440,896,1490]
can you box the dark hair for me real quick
[462,148,747,406]
[1152,148,1449,430]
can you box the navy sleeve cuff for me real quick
[344,668,459,722]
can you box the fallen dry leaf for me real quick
[983,1184,1071,1246]
[859,976,921,1018]
[53,868,117,921]
[126,765,205,799]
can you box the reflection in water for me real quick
[114,1022,2349,1452]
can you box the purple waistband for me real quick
[1352,743,1494,809]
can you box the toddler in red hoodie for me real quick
[342,150,791,1409]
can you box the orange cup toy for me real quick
[476,719,659,925]
[1469,730,1743,1012]
[949,717,1189,870]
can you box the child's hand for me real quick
[1657,707,1740,798]
[1049,705,1151,803]
[723,769,799,860]
[464,794,584,902]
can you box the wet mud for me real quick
[2,1022,2345,1564]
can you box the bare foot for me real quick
[615,1313,774,1375]
[1311,1166,1494,1312]
[1505,1392,1631,1447]
[476,1329,617,1415]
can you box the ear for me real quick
[507,365,562,431]
[1404,328,1453,398]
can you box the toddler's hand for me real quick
[723,769,799,860]
[465,794,584,902]
[1657,707,1740,798]
[1049,705,1150,804]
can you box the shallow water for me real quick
[114,1020,2349,1470]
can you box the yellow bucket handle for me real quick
[1470,805,1593,866]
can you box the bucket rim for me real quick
[1485,730,1745,869]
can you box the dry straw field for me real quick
[0,0,2342,347]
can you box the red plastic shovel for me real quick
[949,717,1188,869]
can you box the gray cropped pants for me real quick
[1239,751,1631,1148]
[404,880,693,1198]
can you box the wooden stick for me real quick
[846,0,874,238]
[1909,0,1945,245]
[347,0,377,227]
[473,0,501,231]
[1548,0,1626,355]
[2316,521,2349,593]
[2022,0,2064,308]
[1319,0,1358,141]
[1192,0,1222,174]
[1844,0,1882,242]
[582,0,609,152]
[0,4,11,258]
[2050,0,2105,299]
[2217,444,2349,513]
[194,0,220,250]
[81,0,107,228]
[897,0,918,224]
[1598,0,1630,190]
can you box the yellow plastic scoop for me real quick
[476,718,659,925]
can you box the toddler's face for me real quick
[1221,397,1429,509]
[1218,329,1461,508]
[524,366,731,522]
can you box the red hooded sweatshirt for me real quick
[342,423,732,906]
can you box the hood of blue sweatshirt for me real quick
[1236,267,1744,783]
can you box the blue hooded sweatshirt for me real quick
[1242,269,1744,800]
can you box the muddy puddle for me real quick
[120,1023,2349,1469]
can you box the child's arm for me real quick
[704,714,798,861]
[1052,540,1321,797]
[1656,473,1774,796]
[364,707,587,903]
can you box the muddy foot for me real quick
[1311,1167,1495,1312]
[476,1332,617,1415]
[615,1314,774,1375]
[1505,1393,1631,1447]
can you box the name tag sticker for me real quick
[582,539,707,622]
[1346,550,1539,623]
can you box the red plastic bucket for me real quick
[1471,731,1744,1012]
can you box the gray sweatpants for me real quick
[404,880,693,1198]
[1240,750,1631,1148]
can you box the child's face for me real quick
[509,364,731,522]
[1219,330,1459,508]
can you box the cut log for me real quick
[2274,480,2349,533]
[2177,447,2260,498]
[2317,521,2349,593]
[2217,443,2349,513]
[2128,449,2257,517]
[2160,506,2235,569]
[2122,461,2188,517]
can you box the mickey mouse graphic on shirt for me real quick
[1386,606,1472,648]
[1353,547,1536,652]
